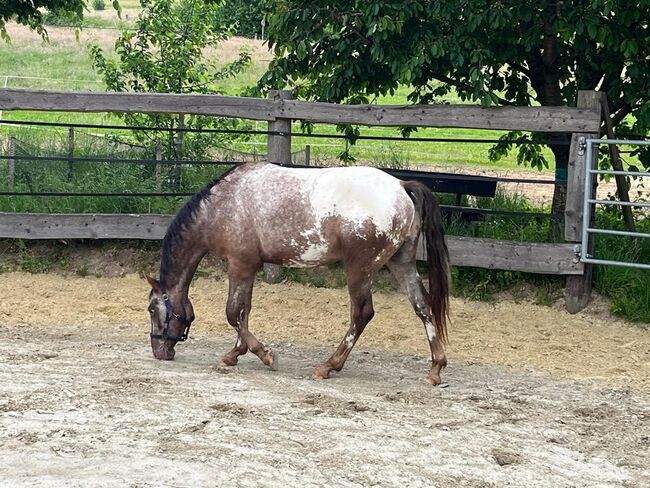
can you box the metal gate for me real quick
[581,138,650,270]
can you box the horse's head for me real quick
[145,275,194,361]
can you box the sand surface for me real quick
[0,273,649,487]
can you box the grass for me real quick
[0,24,553,173]
[592,213,650,323]
[0,126,234,213]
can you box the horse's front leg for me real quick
[220,334,248,367]
[313,272,374,380]
[221,262,277,370]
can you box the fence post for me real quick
[171,114,184,191]
[305,144,311,166]
[7,136,16,191]
[267,89,293,164]
[564,90,602,314]
[67,126,75,181]
[155,137,162,191]
[264,89,293,283]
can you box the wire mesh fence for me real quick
[1,117,643,240]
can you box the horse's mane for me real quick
[159,164,239,289]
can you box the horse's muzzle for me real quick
[151,338,176,360]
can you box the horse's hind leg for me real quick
[386,248,447,385]
[221,262,277,370]
[313,266,375,380]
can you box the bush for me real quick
[215,0,267,38]
[92,0,106,11]
[42,11,74,26]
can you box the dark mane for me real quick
[159,165,239,289]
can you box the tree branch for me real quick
[509,62,532,78]
[608,103,638,129]
[427,72,518,106]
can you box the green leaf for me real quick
[587,22,597,39]
[1,25,10,44]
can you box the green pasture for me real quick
[0,27,553,172]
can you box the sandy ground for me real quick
[1,273,649,486]
[2,273,649,393]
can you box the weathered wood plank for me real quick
[0,88,601,132]
[0,213,172,240]
[564,91,602,241]
[417,235,583,275]
[0,89,277,121]
[264,90,293,283]
[564,91,601,313]
[282,100,601,132]
[0,213,582,274]
[267,90,293,164]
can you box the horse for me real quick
[145,162,451,385]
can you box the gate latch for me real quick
[573,244,582,263]
[577,136,587,156]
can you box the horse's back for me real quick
[217,163,415,266]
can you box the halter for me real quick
[150,293,193,342]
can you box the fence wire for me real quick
[0,118,595,220]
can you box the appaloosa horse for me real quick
[146,162,450,384]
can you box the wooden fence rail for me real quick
[0,88,600,132]
[0,212,583,275]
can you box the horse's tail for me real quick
[402,181,450,344]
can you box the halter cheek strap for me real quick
[150,293,194,342]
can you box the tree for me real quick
[215,0,268,38]
[261,1,650,225]
[90,0,251,188]
[0,0,120,41]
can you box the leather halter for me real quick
[150,293,193,342]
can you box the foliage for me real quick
[215,0,268,38]
[93,0,106,11]
[263,1,648,133]
[0,0,121,41]
[261,0,650,216]
[90,0,252,175]
[42,10,81,27]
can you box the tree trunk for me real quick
[548,133,571,240]
[526,8,567,238]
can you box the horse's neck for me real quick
[160,238,207,298]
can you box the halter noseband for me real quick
[150,293,193,342]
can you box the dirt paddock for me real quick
[1,272,649,487]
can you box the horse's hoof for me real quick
[263,350,278,371]
[425,374,442,386]
[219,356,238,367]
[260,351,278,371]
[312,366,331,380]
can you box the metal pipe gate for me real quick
[581,138,650,270]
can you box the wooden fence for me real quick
[0,88,602,312]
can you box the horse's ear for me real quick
[142,273,161,293]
